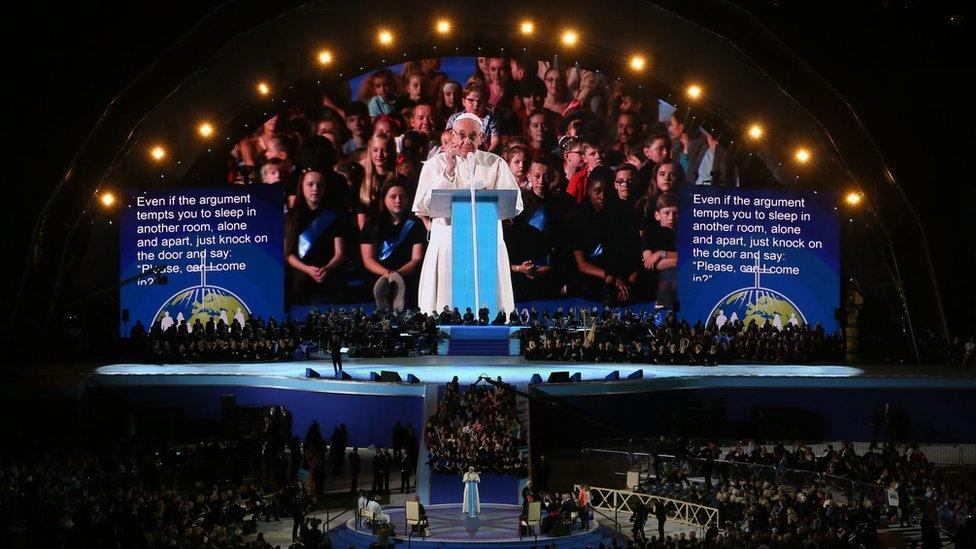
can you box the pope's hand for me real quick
[445,142,461,175]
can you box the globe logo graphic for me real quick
[708,258,805,329]
[153,258,250,331]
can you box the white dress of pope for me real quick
[462,468,481,517]
[412,133,523,314]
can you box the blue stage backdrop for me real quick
[119,186,285,335]
[677,187,839,331]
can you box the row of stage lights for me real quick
[107,18,862,210]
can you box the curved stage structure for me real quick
[95,356,865,384]
[330,503,615,548]
[83,356,976,446]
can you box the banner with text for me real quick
[119,186,284,335]
[677,187,839,331]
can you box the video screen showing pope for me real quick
[412,112,523,314]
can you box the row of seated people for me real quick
[127,307,440,363]
[128,314,303,363]
[521,312,843,364]
[125,304,842,365]
[424,381,527,475]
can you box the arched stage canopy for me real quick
[11,0,945,357]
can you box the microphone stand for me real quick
[467,153,480,314]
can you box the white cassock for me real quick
[413,150,524,314]
[462,471,481,515]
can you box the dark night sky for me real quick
[7,1,975,333]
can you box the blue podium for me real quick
[430,189,518,313]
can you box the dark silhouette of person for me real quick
[655,500,668,541]
[330,333,343,375]
[349,447,361,494]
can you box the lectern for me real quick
[429,189,518,312]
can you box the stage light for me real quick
[794,148,811,163]
[317,49,334,65]
[257,81,271,96]
[377,29,394,46]
[150,146,166,161]
[197,122,214,138]
[629,55,647,72]
[99,191,116,208]
[435,19,451,35]
[561,30,578,46]
[747,124,764,140]
[845,191,863,206]
[520,20,535,35]
[686,85,703,99]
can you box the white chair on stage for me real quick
[405,500,428,539]
[520,501,541,541]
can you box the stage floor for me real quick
[343,503,602,544]
[96,356,864,384]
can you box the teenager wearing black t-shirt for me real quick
[640,192,678,307]
[571,168,641,304]
[360,181,426,310]
[285,169,348,304]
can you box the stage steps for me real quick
[445,326,518,356]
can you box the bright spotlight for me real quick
[794,148,811,163]
[629,56,647,71]
[197,122,214,138]
[435,19,451,34]
[748,124,764,140]
[520,20,535,35]
[845,191,863,206]
[378,29,394,45]
[561,30,578,46]
[257,81,271,96]
[99,192,116,208]
[150,146,166,161]
[317,50,334,65]
[686,85,703,99]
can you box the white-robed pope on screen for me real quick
[462,466,481,517]
[412,113,523,314]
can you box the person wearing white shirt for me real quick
[412,114,523,313]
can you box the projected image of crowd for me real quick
[227,57,739,309]
[424,378,527,475]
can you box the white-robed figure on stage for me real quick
[462,466,481,517]
[412,113,523,313]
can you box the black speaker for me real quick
[338,371,352,380]
[305,368,321,379]
[121,308,130,322]
[547,371,570,383]
[380,370,402,383]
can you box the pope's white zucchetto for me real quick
[453,113,485,132]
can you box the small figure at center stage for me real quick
[462,466,481,517]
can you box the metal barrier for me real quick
[579,484,719,531]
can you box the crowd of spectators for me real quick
[129,314,303,363]
[424,378,528,475]
[127,303,850,367]
[226,56,743,309]
[0,439,283,548]
[520,309,844,364]
[918,330,976,368]
[624,437,975,547]
[129,307,442,363]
